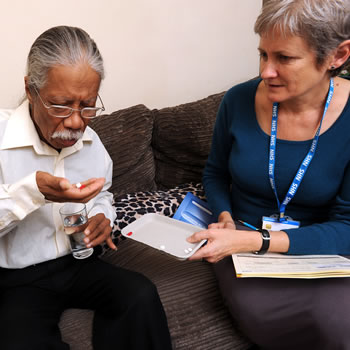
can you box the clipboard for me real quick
[173,192,213,228]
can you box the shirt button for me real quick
[0,220,4,227]
[32,199,40,205]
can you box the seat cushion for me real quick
[60,239,251,350]
[102,239,252,350]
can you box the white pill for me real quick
[160,245,165,250]
[184,249,189,254]
[76,182,82,189]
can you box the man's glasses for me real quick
[33,87,105,119]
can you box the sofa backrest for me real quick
[152,91,225,189]
[90,104,156,197]
[90,91,225,198]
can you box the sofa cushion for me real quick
[89,104,156,197]
[101,239,252,350]
[152,91,225,189]
[60,238,252,350]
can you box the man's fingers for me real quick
[59,178,72,191]
[83,178,105,194]
[74,178,105,197]
[76,177,104,189]
[84,214,105,236]
[37,171,106,203]
[88,226,112,247]
[84,214,112,247]
[106,236,117,250]
[59,178,106,203]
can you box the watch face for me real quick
[260,229,270,239]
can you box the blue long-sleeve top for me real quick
[203,78,350,255]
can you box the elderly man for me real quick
[0,26,172,350]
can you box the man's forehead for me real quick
[41,64,101,100]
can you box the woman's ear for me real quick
[24,76,33,104]
[329,40,350,70]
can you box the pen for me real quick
[237,220,258,231]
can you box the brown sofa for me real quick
[58,90,253,350]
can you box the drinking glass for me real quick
[59,203,94,259]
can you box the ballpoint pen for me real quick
[237,220,258,231]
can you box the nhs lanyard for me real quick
[268,78,334,221]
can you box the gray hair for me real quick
[254,0,350,77]
[26,26,104,91]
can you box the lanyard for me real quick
[268,78,334,221]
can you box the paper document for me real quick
[232,253,350,279]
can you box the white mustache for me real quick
[51,130,84,140]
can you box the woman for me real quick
[188,0,350,349]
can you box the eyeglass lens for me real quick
[48,106,101,118]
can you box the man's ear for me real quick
[329,40,350,70]
[24,76,33,104]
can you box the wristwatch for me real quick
[254,229,270,255]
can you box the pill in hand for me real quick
[75,182,86,189]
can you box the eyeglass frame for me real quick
[33,86,105,119]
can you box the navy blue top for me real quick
[203,78,350,255]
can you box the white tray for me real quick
[121,213,207,260]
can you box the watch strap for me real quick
[254,229,270,255]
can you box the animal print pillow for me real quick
[103,182,206,252]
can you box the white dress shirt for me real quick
[0,100,116,268]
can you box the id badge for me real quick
[262,216,300,231]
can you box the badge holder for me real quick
[262,215,300,231]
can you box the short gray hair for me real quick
[254,0,350,77]
[26,26,104,90]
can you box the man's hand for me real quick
[83,213,116,250]
[36,171,105,203]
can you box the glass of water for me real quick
[59,203,94,259]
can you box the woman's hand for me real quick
[83,213,116,250]
[208,221,236,229]
[211,210,235,229]
[187,227,238,263]
[36,171,105,203]
[187,227,261,263]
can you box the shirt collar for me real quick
[1,100,93,155]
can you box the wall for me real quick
[0,0,261,112]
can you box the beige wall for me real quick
[0,0,261,112]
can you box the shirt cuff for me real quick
[8,172,46,220]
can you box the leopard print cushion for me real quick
[101,182,205,252]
